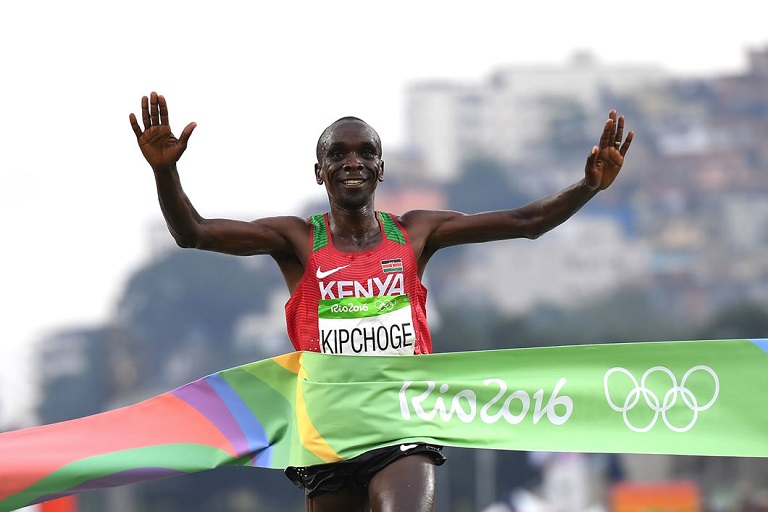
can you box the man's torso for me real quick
[285,212,432,355]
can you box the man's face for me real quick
[315,121,383,208]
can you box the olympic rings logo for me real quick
[375,298,397,312]
[603,365,719,433]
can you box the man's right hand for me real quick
[129,91,196,169]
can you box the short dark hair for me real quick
[316,117,381,161]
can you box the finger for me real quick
[178,122,197,148]
[599,118,614,149]
[129,113,143,139]
[608,109,618,143]
[619,130,634,157]
[614,115,625,147]
[158,94,169,126]
[149,91,160,126]
[141,95,150,129]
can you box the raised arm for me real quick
[401,110,633,270]
[128,92,308,258]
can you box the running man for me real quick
[129,91,633,512]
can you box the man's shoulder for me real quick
[257,214,313,226]
[397,209,455,228]
[254,215,313,240]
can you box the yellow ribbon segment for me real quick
[271,352,302,375]
[295,354,342,463]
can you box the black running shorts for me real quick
[284,443,446,498]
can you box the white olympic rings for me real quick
[603,365,719,433]
[374,298,396,312]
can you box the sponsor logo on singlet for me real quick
[316,264,350,279]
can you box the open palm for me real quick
[129,92,196,169]
[584,110,633,190]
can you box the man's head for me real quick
[316,117,382,162]
[314,117,384,208]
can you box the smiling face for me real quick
[315,118,384,210]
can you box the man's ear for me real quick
[378,160,385,182]
[315,163,323,185]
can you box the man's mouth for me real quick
[341,179,364,185]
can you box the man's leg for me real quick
[367,455,436,512]
[305,486,368,512]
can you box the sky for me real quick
[1,0,767,426]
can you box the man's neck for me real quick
[328,205,381,251]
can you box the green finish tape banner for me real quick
[312,339,767,458]
[1,339,767,510]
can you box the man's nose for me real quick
[343,152,363,170]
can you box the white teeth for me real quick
[343,179,364,185]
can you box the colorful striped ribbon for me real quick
[2,339,767,511]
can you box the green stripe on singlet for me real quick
[378,212,406,245]
[311,212,405,252]
[310,214,328,252]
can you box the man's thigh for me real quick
[367,454,436,512]
[305,485,368,512]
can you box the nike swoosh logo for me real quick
[400,443,418,452]
[316,264,350,279]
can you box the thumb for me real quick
[584,146,600,188]
[585,146,598,170]
[178,122,197,148]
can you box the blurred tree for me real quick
[697,300,768,339]
[431,303,498,353]
[37,327,110,424]
[135,466,303,512]
[115,249,283,389]
[527,287,690,346]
